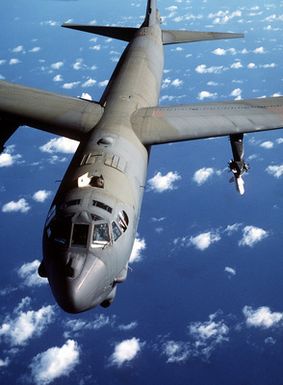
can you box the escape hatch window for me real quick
[92,223,110,247]
[71,224,89,247]
[93,200,112,213]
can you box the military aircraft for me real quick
[1,0,283,313]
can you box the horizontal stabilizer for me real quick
[62,24,138,42]
[131,97,283,145]
[162,30,244,45]
[0,81,104,141]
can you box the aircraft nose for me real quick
[49,257,107,313]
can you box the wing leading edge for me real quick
[0,81,104,142]
[131,97,283,145]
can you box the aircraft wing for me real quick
[0,81,104,142]
[131,97,283,145]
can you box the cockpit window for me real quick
[71,224,89,247]
[46,216,72,246]
[117,210,129,232]
[112,221,122,241]
[92,223,110,247]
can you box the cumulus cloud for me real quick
[0,357,9,367]
[129,237,146,263]
[64,314,112,337]
[62,81,80,89]
[17,260,47,287]
[81,78,96,88]
[30,339,80,385]
[162,78,183,88]
[0,148,21,168]
[50,61,64,70]
[40,137,79,154]
[109,337,143,367]
[260,141,274,149]
[162,340,190,363]
[32,190,51,203]
[189,231,221,251]
[230,88,242,100]
[238,225,268,247]
[2,198,30,214]
[225,266,236,276]
[9,58,21,65]
[212,48,236,56]
[148,171,181,192]
[224,223,242,235]
[192,167,215,185]
[243,306,283,329]
[52,74,63,82]
[266,164,283,178]
[208,10,242,24]
[198,91,217,100]
[195,64,225,74]
[0,301,54,346]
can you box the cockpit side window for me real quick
[117,210,129,232]
[112,221,122,241]
[46,215,72,247]
[71,224,89,247]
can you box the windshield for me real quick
[71,224,89,247]
[92,223,110,247]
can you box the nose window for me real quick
[71,224,89,247]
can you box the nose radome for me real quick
[54,257,107,313]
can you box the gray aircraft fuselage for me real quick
[42,1,163,312]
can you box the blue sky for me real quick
[1,1,283,384]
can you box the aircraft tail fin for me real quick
[62,24,138,42]
[162,30,244,45]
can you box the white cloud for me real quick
[109,337,142,367]
[18,260,47,287]
[162,340,190,363]
[72,59,84,70]
[231,61,243,69]
[64,314,112,337]
[192,167,214,185]
[0,150,21,167]
[0,302,54,346]
[9,58,21,65]
[253,46,266,54]
[189,316,229,343]
[148,171,181,192]
[118,322,138,331]
[260,141,274,149]
[225,266,236,276]
[230,88,242,100]
[52,74,63,82]
[208,10,242,24]
[98,80,109,87]
[29,47,41,53]
[33,190,51,203]
[30,339,80,385]
[161,78,183,88]
[0,357,9,367]
[195,64,225,74]
[266,164,283,178]
[40,137,79,154]
[81,78,96,88]
[89,44,101,51]
[50,61,64,70]
[62,81,80,89]
[198,91,217,100]
[129,237,146,263]
[248,62,257,69]
[2,198,30,214]
[12,45,24,53]
[224,223,242,235]
[238,225,268,247]
[211,48,236,56]
[189,231,221,251]
[80,92,92,100]
[243,306,283,329]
